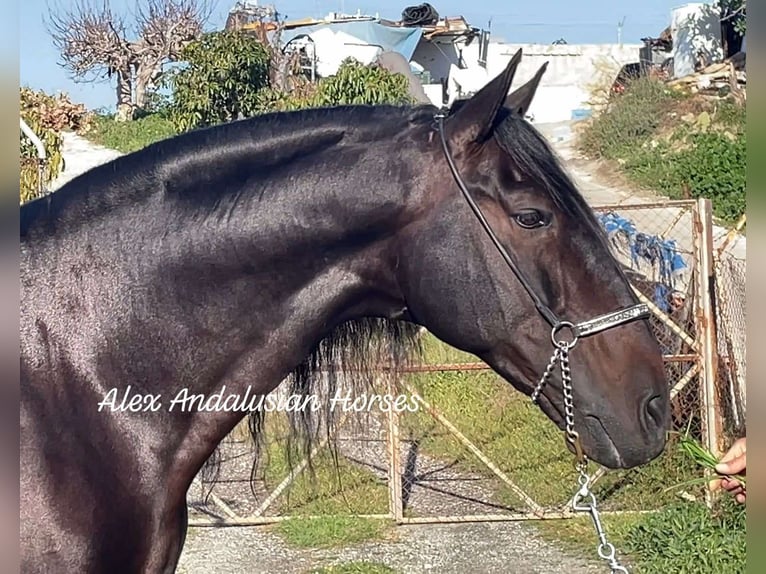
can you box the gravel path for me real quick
[177,521,602,574]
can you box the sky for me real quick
[20,0,688,111]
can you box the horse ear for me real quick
[504,62,548,116]
[447,48,522,145]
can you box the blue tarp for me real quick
[278,21,424,62]
[597,211,688,312]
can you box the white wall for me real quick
[434,42,644,123]
[671,3,723,77]
[410,39,461,84]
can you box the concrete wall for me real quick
[671,3,723,77]
[410,38,461,84]
[434,42,644,123]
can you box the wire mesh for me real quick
[713,249,747,444]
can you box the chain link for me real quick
[532,335,630,574]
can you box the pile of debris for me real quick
[667,52,746,102]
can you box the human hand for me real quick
[710,437,746,504]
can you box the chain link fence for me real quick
[713,237,746,444]
[187,199,744,526]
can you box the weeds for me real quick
[578,76,746,224]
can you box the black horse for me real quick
[20,50,669,573]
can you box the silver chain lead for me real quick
[532,337,630,574]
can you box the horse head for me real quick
[396,50,670,469]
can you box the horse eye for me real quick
[513,209,547,229]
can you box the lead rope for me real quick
[532,334,630,574]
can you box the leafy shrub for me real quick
[257,58,414,113]
[312,58,413,106]
[579,77,680,159]
[625,498,746,573]
[20,87,94,203]
[578,77,746,223]
[89,113,177,154]
[167,31,271,132]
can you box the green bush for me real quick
[625,498,746,573]
[579,78,680,159]
[89,113,177,153]
[578,77,746,224]
[313,58,413,106]
[257,58,414,112]
[20,88,94,203]
[167,30,271,132]
[627,132,745,223]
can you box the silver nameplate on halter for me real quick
[574,304,650,338]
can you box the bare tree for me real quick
[47,0,215,120]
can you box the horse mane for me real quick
[200,317,423,499]
[492,113,607,241]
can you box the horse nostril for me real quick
[642,394,667,433]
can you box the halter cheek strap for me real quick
[433,112,649,342]
[434,105,639,574]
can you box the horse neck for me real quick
[21,116,430,476]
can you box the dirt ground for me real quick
[177,521,603,574]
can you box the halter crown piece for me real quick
[434,111,645,574]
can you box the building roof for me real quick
[235,11,478,43]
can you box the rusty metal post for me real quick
[694,198,722,506]
[386,375,404,523]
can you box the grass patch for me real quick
[627,498,745,573]
[536,498,745,573]
[253,414,389,517]
[578,77,745,225]
[399,333,702,511]
[88,112,178,153]
[535,499,745,573]
[306,561,400,574]
[275,515,391,549]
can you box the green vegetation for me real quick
[536,497,745,574]
[578,77,746,224]
[717,0,746,35]
[625,497,746,574]
[19,87,93,203]
[258,418,389,517]
[88,113,177,154]
[167,31,271,132]
[276,516,392,549]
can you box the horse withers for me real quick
[20,49,669,573]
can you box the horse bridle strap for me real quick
[434,111,638,574]
[433,112,650,342]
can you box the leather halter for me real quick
[433,112,650,345]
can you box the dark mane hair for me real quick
[492,113,606,241]
[197,317,423,499]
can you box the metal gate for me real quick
[187,198,743,527]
